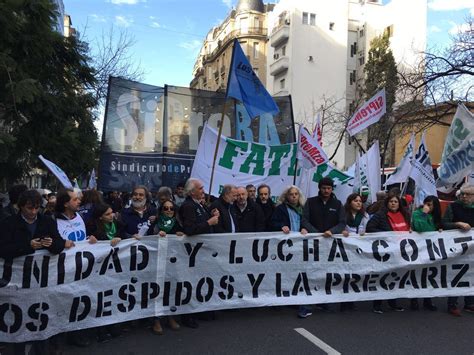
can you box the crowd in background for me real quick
[0,178,473,353]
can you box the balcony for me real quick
[269,55,289,76]
[270,24,289,47]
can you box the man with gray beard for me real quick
[119,185,157,237]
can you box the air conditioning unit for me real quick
[273,53,280,60]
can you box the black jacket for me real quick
[256,198,275,232]
[442,201,474,229]
[303,194,345,234]
[271,203,312,232]
[179,197,213,236]
[0,213,65,260]
[366,209,393,232]
[86,219,127,241]
[235,200,265,233]
[210,196,239,233]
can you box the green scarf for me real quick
[347,212,363,228]
[287,203,303,216]
[104,222,117,240]
[158,215,176,233]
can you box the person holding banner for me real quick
[235,186,265,233]
[271,186,311,235]
[55,188,88,243]
[118,185,157,238]
[366,193,409,313]
[86,203,127,247]
[256,184,275,231]
[342,193,370,237]
[210,185,239,234]
[442,184,474,316]
[410,195,443,311]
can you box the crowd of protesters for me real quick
[0,178,473,353]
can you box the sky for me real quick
[63,0,473,89]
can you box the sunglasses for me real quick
[162,206,174,211]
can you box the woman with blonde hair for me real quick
[270,185,311,234]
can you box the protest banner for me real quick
[191,125,297,200]
[354,142,381,204]
[311,113,323,146]
[1,230,473,342]
[346,88,386,136]
[38,155,73,189]
[297,126,328,169]
[384,133,415,187]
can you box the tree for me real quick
[363,32,399,167]
[0,0,98,184]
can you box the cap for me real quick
[359,186,370,196]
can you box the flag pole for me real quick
[208,100,228,203]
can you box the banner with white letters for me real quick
[1,230,474,342]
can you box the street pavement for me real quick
[3,298,474,354]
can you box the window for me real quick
[302,12,316,26]
[280,78,285,89]
[350,42,357,57]
[385,24,394,37]
[349,70,356,85]
[359,56,365,65]
[359,28,364,37]
[282,45,286,56]
[254,17,260,28]
[253,42,259,59]
[329,22,335,31]
[302,12,308,25]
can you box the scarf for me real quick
[387,211,409,231]
[157,215,176,233]
[347,212,363,228]
[287,203,303,215]
[104,222,117,240]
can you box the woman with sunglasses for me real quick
[147,199,182,334]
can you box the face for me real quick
[319,185,333,198]
[132,188,147,203]
[176,186,184,197]
[287,188,299,205]
[100,208,114,223]
[350,196,363,212]
[162,201,175,217]
[387,197,399,212]
[258,187,270,203]
[20,203,40,220]
[48,196,56,203]
[425,200,434,213]
[224,188,238,204]
[159,194,169,205]
[191,181,205,201]
[460,189,474,205]
[247,186,256,200]
[237,188,248,207]
[65,191,81,212]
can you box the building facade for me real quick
[190,0,274,91]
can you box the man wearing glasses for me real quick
[442,184,474,316]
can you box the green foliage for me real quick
[363,32,399,164]
[0,0,99,184]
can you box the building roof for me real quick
[236,0,264,13]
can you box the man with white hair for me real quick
[210,184,239,233]
[443,184,474,316]
[235,186,265,232]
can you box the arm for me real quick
[270,205,287,231]
[329,203,346,234]
[45,217,65,254]
[180,203,212,236]
[0,219,35,258]
[254,204,266,232]
[366,212,384,233]
[442,204,457,230]
[302,202,317,233]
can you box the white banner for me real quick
[2,230,474,342]
[38,155,73,189]
[437,104,474,186]
[354,142,381,204]
[297,126,328,169]
[346,88,386,136]
[191,124,296,199]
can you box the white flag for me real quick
[346,88,386,136]
[88,169,97,190]
[354,142,381,204]
[311,113,323,146]
[39,155,73,189]
[297,126,328,169]
[384,133,415,186]
[437,104,474,187]
[409,132,438,206]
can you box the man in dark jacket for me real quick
[235,186,265,232]
[256,184,275,231]
[0,189,71,260]
[119,185,157,237]
[178,178,219,328]
[210,184,239,233]
[304,177,346,237]
[0,184,27,222]
[442,184,474,316]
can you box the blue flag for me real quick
[226,39,279,119]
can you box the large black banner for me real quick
[98,77,295,192]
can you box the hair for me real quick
[80,189,103,206]
[388,187,401,196]
[220,184,236,198]
[158,199,177,216]
[384,192,410,223]
[158,186,173,197]
[132,185,150,202]
[376,190,387,201]
[47,192,56,199]
[257,184,271,195]
[184,178,201,197]
[176,181,185,189]
[278,185,305,206]
[344,193,365,224]
[422,195,442,229]
[318,177,334,189]
[55,188,75,214]
[8,184,28,204]
[90,203,113,236]
[246,184,256,190]
[17,190,42,208]
[460,184,474,194]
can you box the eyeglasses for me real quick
[163,206,174,211]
